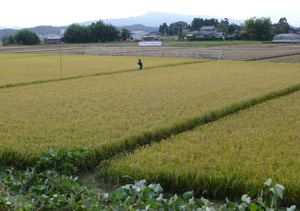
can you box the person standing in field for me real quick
[137,59,143,70]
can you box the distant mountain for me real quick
[0,26,67,39]
[30,26,67,36]
[117,24,158,32]
[80,12,197,27]
[0,29,16,38]
[0,12,244,39]
[102,12,244,27]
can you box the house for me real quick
[143,31,162,40]
[129,31,145,41]
[215,32,225,39]
[288,26,300,34]
[44,36,63,44]
[186,30,209,39]
[200,26,217,34]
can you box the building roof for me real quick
[201,26,216,30]
[44,36,63,40]
[145,31,162,36]
[130,31,146,34]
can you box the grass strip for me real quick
[0,60,207,89]
[244,52,300,61]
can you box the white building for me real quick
[144,31,162,40]
[129,31,146,41]
[200,26,217,34]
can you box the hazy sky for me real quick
[1,0,300,27]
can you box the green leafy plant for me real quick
[0,148,296,210]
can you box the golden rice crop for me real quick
[0,54,194,86]
[1,60,300,167]
[107,90,300,205]
[262,54,300,63]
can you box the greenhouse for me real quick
[273,33,300,42]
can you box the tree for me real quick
[190,18,203,31]
[64,24,89,43]
[190,18,219,31]
[121,29,131,41]
[274,17,289,34]
[168,21,189,36]
[14,29,40,45]
[64,21,120,43]
[228,23,240,34]
[217,18,229,33]
[7,35,17,45]
[159,23,168,36]
[242,17,273,41]
[103,24,119,42]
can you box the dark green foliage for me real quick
[34,147,87,175]
[64,21,120,43]
[121,28,130,41]
[14,29,40,45]
[0,148,295,210]
[63,24,89,43]
[4,29,40,45]
[159,23,169,35]
[190,18,219,31]
[7,35,17,44]
[217,18,229,34]
[242,17,273,41]
[273,17,289,35]
[168,21,189,36]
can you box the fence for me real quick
[84,46,222,60]
[0,45,222,60]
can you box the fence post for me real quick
[98,47,101,56]
[218,49,222,61]
[176,50,178,58]
[140,47,142,57]
[84,46,87,55]
[125,46,127,56]
[158,47,161,57]
[60,44,62,78]
[196,48,200,59]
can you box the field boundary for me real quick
[0,60,208,90]
[244,52,300,61]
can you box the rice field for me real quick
[219,43,300,61]
[0,54,196,87]
[1,51,300,205]
[1,58,300,168]
[262,54,300,63]
[106,90,300,205]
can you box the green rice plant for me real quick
[0,54,198,87]
[106,91,300,205]
[1,60,300,169]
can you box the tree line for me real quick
[159,17,290,41]
[3,21,124,45]
[63,20,120,43]
[1,16,292,45]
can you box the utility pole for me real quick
[60,42,62,78]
